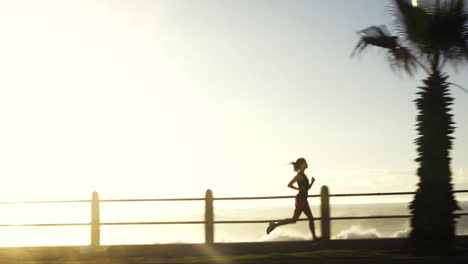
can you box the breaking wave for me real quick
[333,225,410,239]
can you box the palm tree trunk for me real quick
[409,71,460,254]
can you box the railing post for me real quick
[205,189,214,244]
[320,185,330,240]
[91,191,101,247]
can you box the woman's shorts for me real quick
[295,198,309,209]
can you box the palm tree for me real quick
[352,0,467,254]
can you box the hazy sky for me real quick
[0,0,467,203]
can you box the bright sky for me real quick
[1,0,467,204]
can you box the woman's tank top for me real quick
[296,173,309,200]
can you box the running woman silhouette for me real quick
[266,158,318,241]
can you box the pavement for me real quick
[0,237,467,264]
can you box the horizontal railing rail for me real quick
[100,221,205,225]
[100,198,206,202]
[1,187,467,246]
[329,190,468,197]
[0,223,90,227]
[0,200,91,205]
[4,190,467,204]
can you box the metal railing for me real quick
[1,186,467,246]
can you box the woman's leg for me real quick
[268,208,302,234]
[302,206,317,240]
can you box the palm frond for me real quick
[388,45,419,75]
[391,0,432,53]
[353,25,398,52]
[433,0,468,63]
[448,82,468,94]
[392,0,468,67]
[352,25,419,75]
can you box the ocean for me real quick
[1,199,467,247]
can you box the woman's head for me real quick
[290,158,308,172]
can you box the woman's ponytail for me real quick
[289,158,306,172]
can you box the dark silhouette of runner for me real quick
[266,157,318,241]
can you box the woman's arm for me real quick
[307,177,316,190]
[287,175,301,191]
